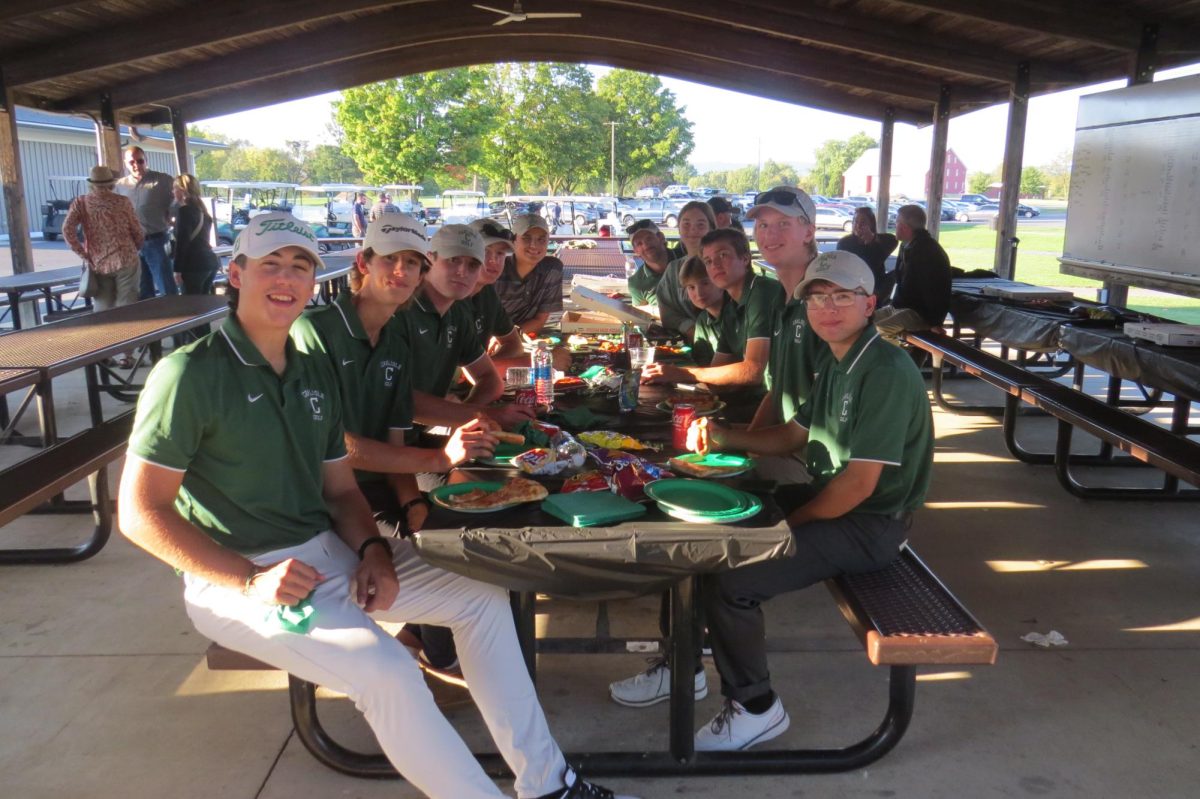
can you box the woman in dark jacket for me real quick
[171,173,219,296]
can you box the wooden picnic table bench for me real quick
[905,329,1200,500]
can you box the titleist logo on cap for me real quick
[255,218,317,242]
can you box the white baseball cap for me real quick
[794,250,875,298]
[232,212,324,267]
[364,212,429,259]
[745,185,816,225]
[469,218,516,252]
[429,224,485,262]
[511,213,550,237]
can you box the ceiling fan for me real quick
[473,2,582,26]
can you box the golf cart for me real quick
[201,181,300,228]
[383,184,427,221]
[296,183,380,228]
[439,189,488,225]
[41,176,88,241]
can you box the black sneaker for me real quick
[534,768,639,799]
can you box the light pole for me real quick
[605,121,619,197]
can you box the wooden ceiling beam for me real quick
[888,0,1200,55]
[0,1,96,23]
[60,9,951,113]
[2,0,423,86]
[125,37,932,127]
[592,0,1085,84]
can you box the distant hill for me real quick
[693,160,814,174]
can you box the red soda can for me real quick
[672,404,696,451]
[515,387,538,407]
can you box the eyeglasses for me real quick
[477,222,515,241]
[625,219,657,235]
[803,289,868,309]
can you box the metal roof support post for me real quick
[994,62,1030,280]
[1103,23,1159,308]
[170,106,190,175]
[0,67,35,277]
[927,85,951,239]
[877,107,895,232]
[97,93,122,171]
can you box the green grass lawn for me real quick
[938,222,1200,324]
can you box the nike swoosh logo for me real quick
[248,394,263,403]
[341,358,354,366]
[418,328,429,335]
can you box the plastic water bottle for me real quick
[533,341,555,410]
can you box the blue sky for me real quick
[200,63,1200,177]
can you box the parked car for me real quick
[954,201,1001,222]
[635,186,661,198]
[814,204,856,232]
[1017,203,1041,218]
[616,197,686,227]
[957,193,989,206]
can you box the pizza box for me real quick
[1123,323,1200,347]
[979,284,1075,301]
[569,285,658,327]
[571,273,631,295]
[560,310,626,335]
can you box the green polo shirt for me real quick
[795,326,933,516]
[628,262,665,305]
[714,272,785,359]
[768,297,824,424]
[291,293,414,483]
[471,285,515,343]
[127,316,347,555]
[656,256,696,338]
[691,304,722,367]
[405,290,487,397]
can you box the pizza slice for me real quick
[668,457,743,479]
[447,477,549,510]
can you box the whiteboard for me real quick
[1062,74,1200,292]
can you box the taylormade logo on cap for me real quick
[233,212,324,266]
[365,212,428,257]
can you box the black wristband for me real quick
[357,535,391,560]
[400,496,430,513]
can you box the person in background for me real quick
[493,213,564,337]
[873,204,952,337]
[643,227,782,388]
[707,196,737,229]
[352,191,369,238]
[171,173,221,338]
[683,250,934,752]
[625,219,672,307]
[64,165,144,356]
[115,145,176,299]
[369,192,400,222]
[118,213,637,799]
[836,206,898,303]
[675,255,726,367]
[655,200,717,340]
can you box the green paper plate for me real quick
[669,452,756,478]
[655,400,726,417]
[476,442,528,467]
[663,494,763,525]
[644,478,749,515]
[429,481,517,514]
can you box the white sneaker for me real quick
[694,697,789,751]
[609,659,708,707]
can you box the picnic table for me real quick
[0,295,230,564]
[0,266,89,330]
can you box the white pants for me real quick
[184,532,565,799]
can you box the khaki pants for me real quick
[92,264,141,312]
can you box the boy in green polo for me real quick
[642,227,783,388]
[678,255,727,367]
[684,250,934,752]
[118,213,637,799]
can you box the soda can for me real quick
[619,368,642,413]
[672,404,696,450]
[514,387,538,407]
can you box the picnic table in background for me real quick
[0,266,90,330]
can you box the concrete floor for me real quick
[1,357,1198,798]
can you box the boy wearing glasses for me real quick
[684,250,934,751]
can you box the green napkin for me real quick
[270,591,316,633]
[579,365,608,380]
[514,420,553,447]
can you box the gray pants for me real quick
[872,305,931,337]
[701,485,909,704]
[91,265,141,312]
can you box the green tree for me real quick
[218,147,301,182]
[335,69,488,184]
[1041,150,1072,199]
[303,144,363,184]
[672,163,697,185]
[760,159,802,189]
[596,70,694,195]
[1019,165,1047,198]
[807,132,877,197]
[188,126,242,181]
[967,170,994,194]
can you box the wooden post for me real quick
[876,108,895,232]
[170,106,190,174]
[994,62,1030,280]
[0,67,35,279]
[1104,23,1159,308]
[927,85,951,239]
[97,93,123,172]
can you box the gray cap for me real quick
[794,250,875,298]
[232,212,324,267]
[429,224,485,262]
[745,185,816,225]
[511,213,550,237]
